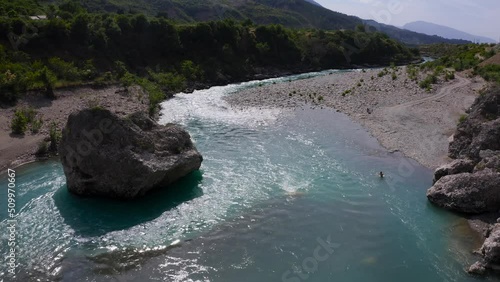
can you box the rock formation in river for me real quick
[59,108,203,199]
[427,87,500,274]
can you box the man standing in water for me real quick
[379,172,384,178]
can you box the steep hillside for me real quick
[33,0,473,45]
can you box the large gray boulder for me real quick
[426,171,500,214]
[433,159,475,183]
[59,108,203,199]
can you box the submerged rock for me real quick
[433,159,475,183]
[471,224,500,273]
[426,171,500,214]
[468,261,487,275]
[59,108,203,199]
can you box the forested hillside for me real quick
[0,0,419,114]
[2,0,473,45]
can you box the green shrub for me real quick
[114,61,128,78]
[31,117,43,133]
[458,114,468,124]
[36,141,49,156]
[392,73,397,80]
[47,57,82,81]
[11,110,29,135]
[120,72,137,87]
[419,74,438,89]
[180,60,204,81]
[94,71,114,86]
[476,65,500,83]
[40,67,57,98]
[406,65,419,81]
[136,78,166,116]
[148,71,186,92]
[444,71,455,81]
[11,107,37,135]
[49,122,61,152]
[433,65,445,76]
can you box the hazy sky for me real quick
[315,0,499,41]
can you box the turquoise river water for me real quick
[1,70,498,282]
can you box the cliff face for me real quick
[449,88,500,161]
[59,109,203,199]
[427,87,500,275]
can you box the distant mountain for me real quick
[403,21,496,44]
[47,0,471,45]
[364,20,471,45]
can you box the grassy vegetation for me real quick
[419,74,437,91]
[475,65,500,84]
[421,44,495,71]
[49,122,61,152]
[408,43,500,91]
[458,114,468,124]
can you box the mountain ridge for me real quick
[403,21,496,44]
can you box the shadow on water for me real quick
[53,171,204,237]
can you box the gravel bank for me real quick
[225,67,487,168]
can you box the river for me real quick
[0,70,495,281]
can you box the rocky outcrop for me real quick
[474,150,500,173]
[427,87,500,275]
[59,108,203,199]
[432,159,475,183]
[449,87,500,160]
[427,171,500,214]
